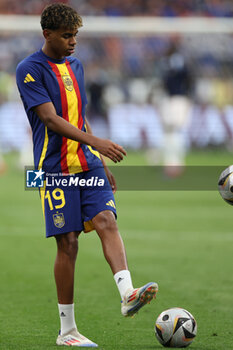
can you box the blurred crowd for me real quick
[1,36,233,156]
[0,0,232,17]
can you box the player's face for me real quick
[44,27,78,59]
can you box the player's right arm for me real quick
[34,102,126,163]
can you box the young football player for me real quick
[16,3,158,347]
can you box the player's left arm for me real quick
[85,118,117,193]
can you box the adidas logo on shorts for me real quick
[106,200,116,209]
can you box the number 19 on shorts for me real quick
[44,188,66,210]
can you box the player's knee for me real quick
[56,233,78,260]
[94,210,117,234]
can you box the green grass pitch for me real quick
[0,149,233,350]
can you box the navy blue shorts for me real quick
[40,167,117,238]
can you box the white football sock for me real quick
[58,303,77,335]
[114,270,134,300]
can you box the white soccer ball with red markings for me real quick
[155,308,197,348]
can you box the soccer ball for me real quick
[155,308,197,348]
[218,166,233,205]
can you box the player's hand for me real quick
[93,138,127,163]
[104,166,117,193]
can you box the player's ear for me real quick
[43,29,53,41]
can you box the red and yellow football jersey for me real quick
[16,49,102,174]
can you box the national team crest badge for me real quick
[62,73,74,92]
[53,212,65,228]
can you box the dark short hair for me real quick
[40,3,83,30]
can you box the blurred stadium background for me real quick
[1,0,233,170]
